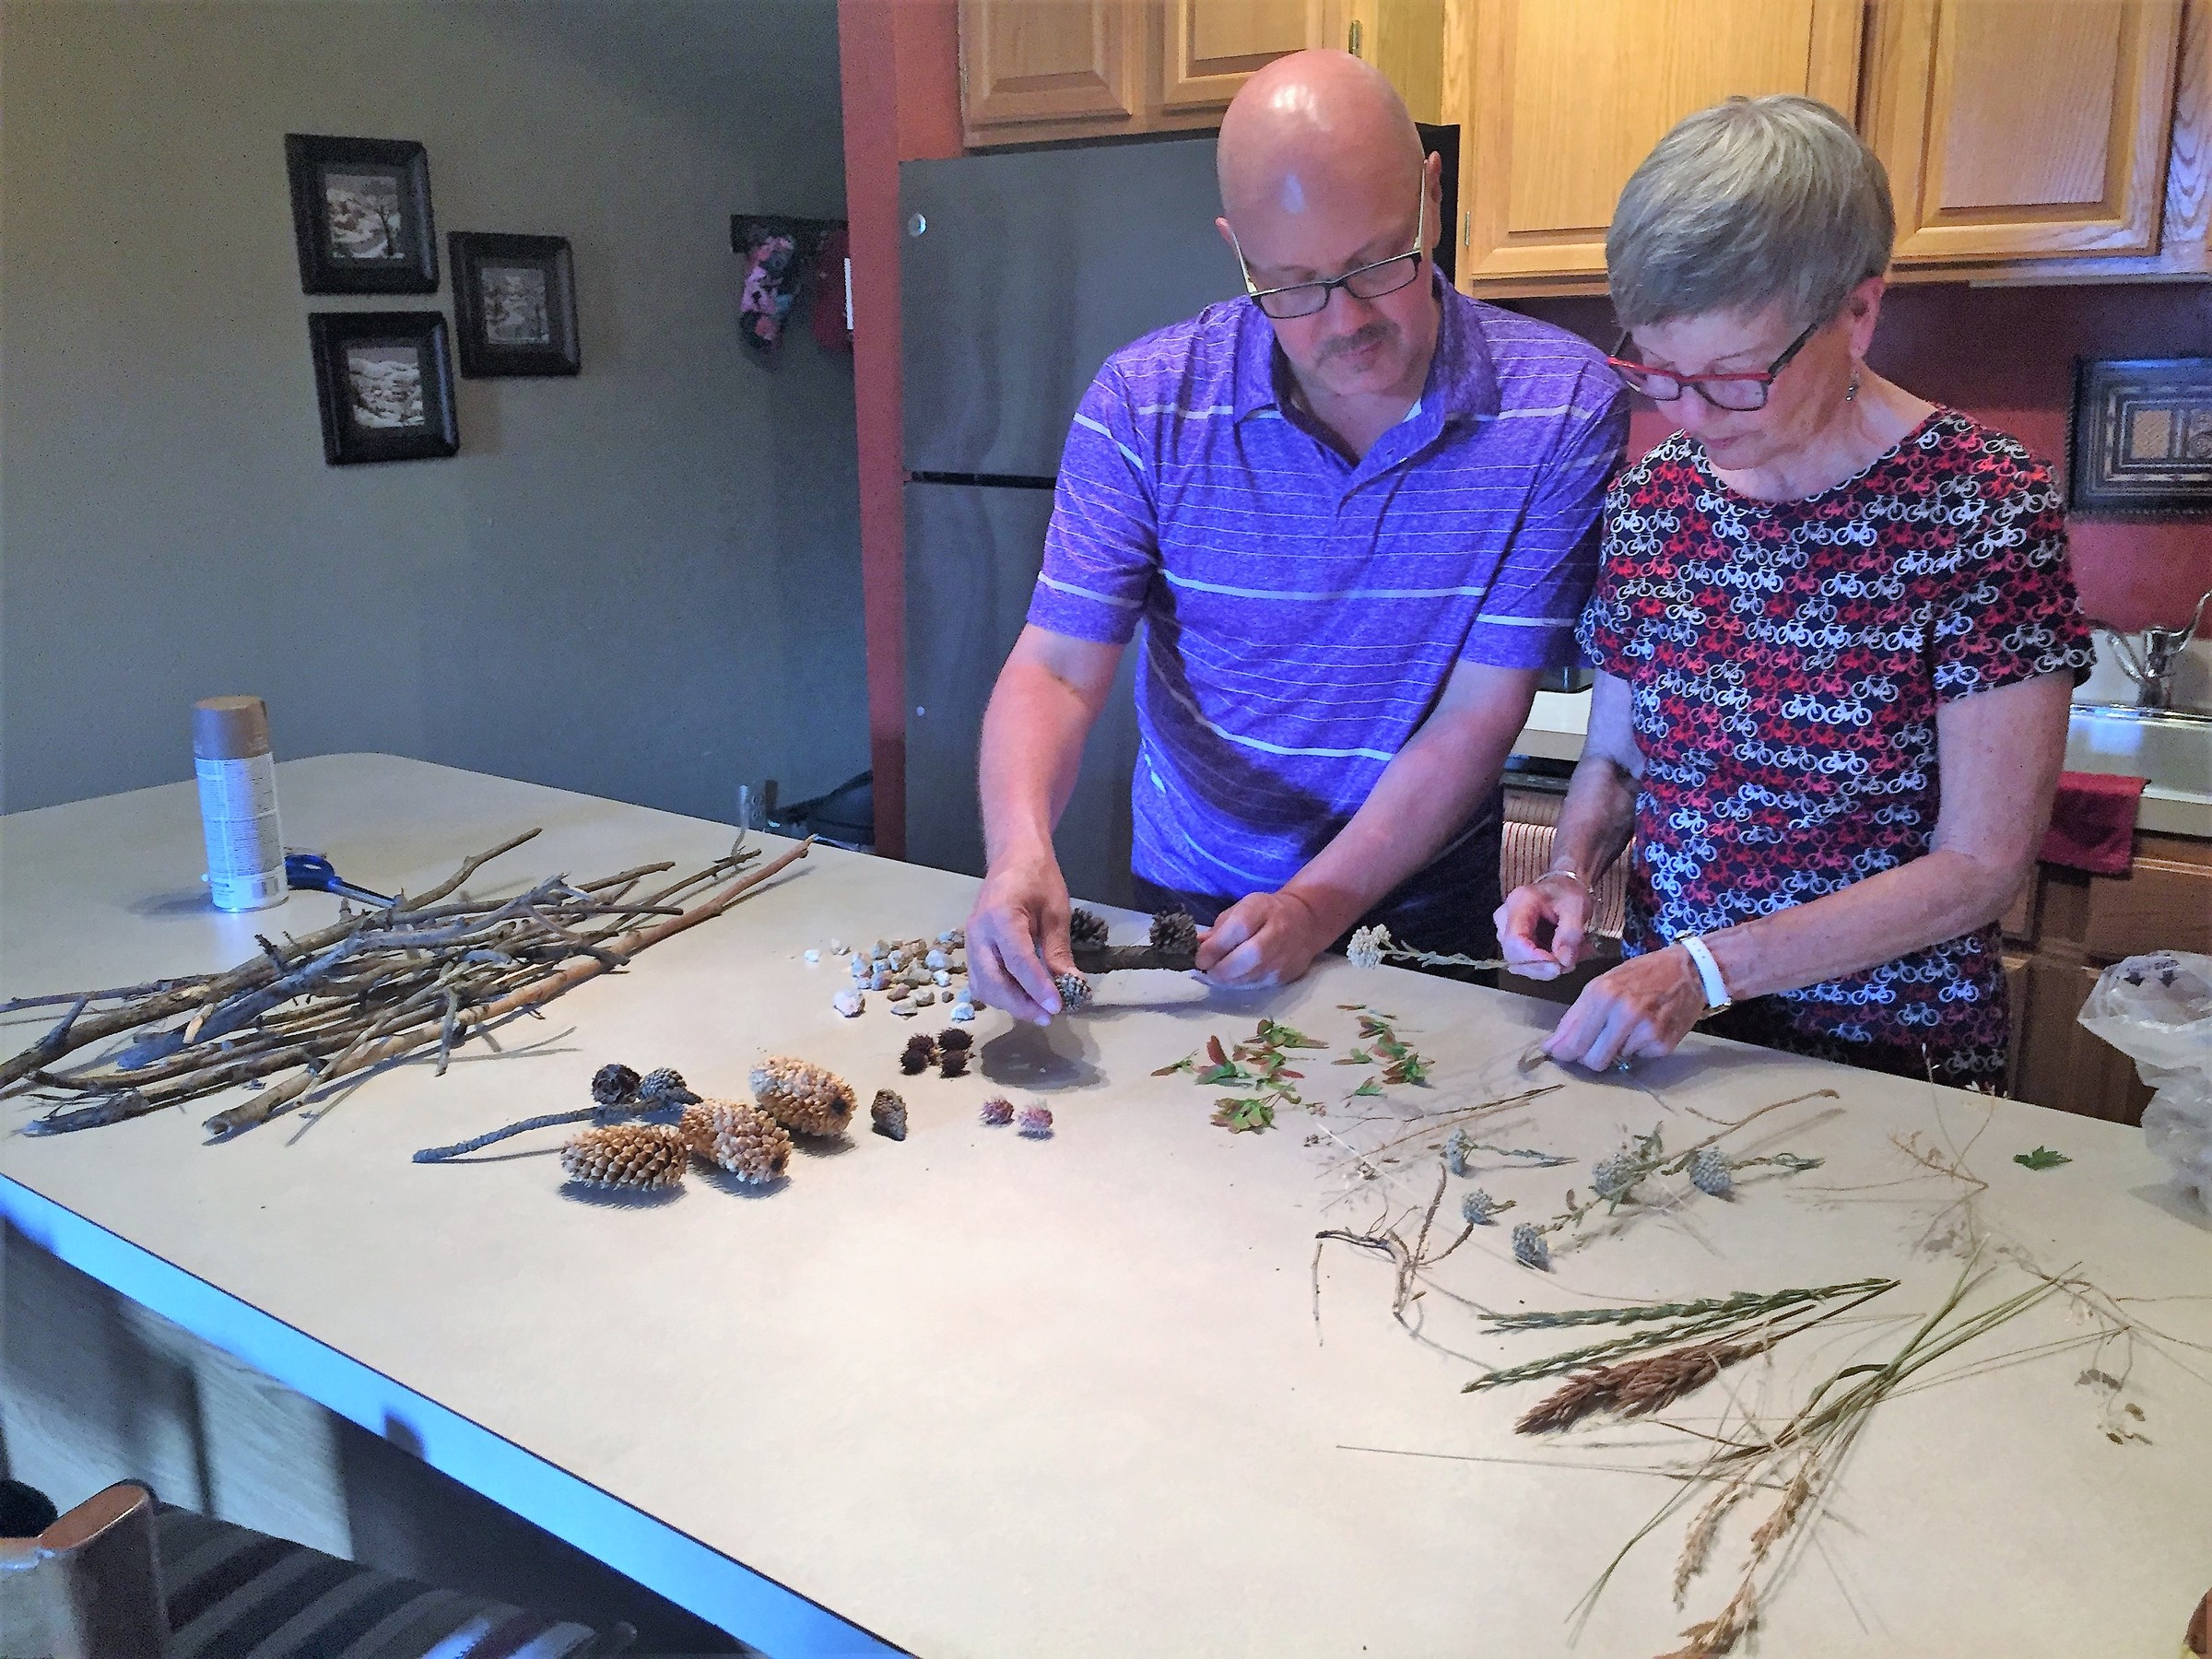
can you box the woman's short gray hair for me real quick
[1606,94,1895,332]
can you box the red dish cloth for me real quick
[2040,770,2146,876]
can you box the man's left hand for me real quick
[1195,889,1335,988]
[1544,945,1707,1071]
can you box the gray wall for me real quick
[1,0,867,820]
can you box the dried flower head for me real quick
[1346,925,1386,971]
[900,1032,937,1076]
[1069,907,1111,947]
[638,1067,699,1110]
[1592,1154,1635,1200]
[1444,1126,1472,1179]
[1017,1103,1053,1138]
[939,1048,970,1079]
[937,1028,973,1053]
[590,1063,641,1107]
[1462,1189,1511,1225]
[980,1096,1015,1126]
[1689,1146,1735,1198]
[749,1055,856,1137]
[1512,1222,1552,1270]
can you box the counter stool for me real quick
[1,1480,633,1658]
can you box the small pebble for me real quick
[925,948,948,970]
[936,929,958,945]
[1016,1104,1053,1138]
[888,983,910,1002]
[891,1001,920,1018]
[949,952,966,972]
[874,938,890,956]
[804,948,820,964]
[830,938,846,953]
[947,1002,975,1022]
[912,989,935,1006]
[868,971,888,991]
[888,950,905,970]
[831,990,865,1018]
[851,956,869,981]
[933,969,952,986]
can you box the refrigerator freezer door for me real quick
[905,481,1139,909]
[900,138,1241,479]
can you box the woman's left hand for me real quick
[1544,946,1709,1070]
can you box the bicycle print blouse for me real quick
[1577,410,2094,1087]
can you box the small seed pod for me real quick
[870,1088,909,1142]
[937,1028,973,1053]
[900,1032,938,1076]
[1016,1104,1053,1138]
[938,1048,970,1079]
[980,1096,1015,1126]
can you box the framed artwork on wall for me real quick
[307,312,459,465]
[448,232,581,376]
[285,134,439,294]
[2069,357,2212,516]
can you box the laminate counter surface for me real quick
[4,755,2206,1656]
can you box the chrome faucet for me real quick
[2096,590,2211,712]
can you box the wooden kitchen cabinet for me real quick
[1441,0,1865,292]
[2002,830,2212,1124]
[960,0,1343,146]
[1861,0,2185,264]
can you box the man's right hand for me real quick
[1493,872,1592,981]
[965,852,1079,1026]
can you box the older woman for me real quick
[1495,94,2091,1089]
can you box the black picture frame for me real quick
[285,134,438,294]
[2068,356,2212,517]
[307,312,459,465]
[449,232,581,376]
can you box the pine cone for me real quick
[870,1088,909,1142]
[1053,971,1094,1014]
[937,1028,973,1053]
[1149,908,1199,957]
[900,1032,938,1076]
[638,1067,698,1109]
[590,1063,641,1107]
[750,1055,856,1136]
[680,1100,792,1183]
[939,1048,969,1079]
[560,1122,687,1189]
[1069,907,1110,947]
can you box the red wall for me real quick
[1521,283,2212,630]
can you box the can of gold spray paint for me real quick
[192,695,287,912]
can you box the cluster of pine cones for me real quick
[559,1057,858,1191]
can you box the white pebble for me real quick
[830,938,848,954]
[831,990,865,1018]
[890,1001,919,1018]
[949,952,966,972]
[936,929,957,944]
[934,970,952,986]
[947,1002,975,1022]
[804,948,820,964]
[868,971,888,991]
[913,989,935,1006]
[955,984,973,1004]
[850,956,869,980]
[925,948,948,971]
[888,951,905,970]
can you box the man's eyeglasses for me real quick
[1232,187,1427,321]
[1606,319,1820,412]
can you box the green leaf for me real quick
[2014,1146,2072,1171]
[1194,1061,1251,1087]
[1151,1053,1197,1077]
[1382,1054,1430,1087]
[1256,1018,1326,1050]
[1333,1048,1374,1065]
[1347,1078,1382,1099]
[1211,1095,1276,1133]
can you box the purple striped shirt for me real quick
[1028,278,1626,901]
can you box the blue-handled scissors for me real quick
[284,851,398,908]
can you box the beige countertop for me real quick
[3,755,2207,1656]
[1513,693,2212,839]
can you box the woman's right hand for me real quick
[1493,872,1593,980]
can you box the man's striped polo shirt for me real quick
[1028,276,1627,909]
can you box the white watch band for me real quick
[1677,934,1732,1013]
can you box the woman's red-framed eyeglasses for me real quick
[1606,320,1820,412]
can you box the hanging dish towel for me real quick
[810,222,853,353]
[737,227,805,352]
[2039,770,2146,876]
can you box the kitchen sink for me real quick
[2066,704,2212,798]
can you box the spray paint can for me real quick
[192,696,287,912]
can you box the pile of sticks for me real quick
[0,829,809,1141]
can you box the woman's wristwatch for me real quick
[1676,933,1734,1015]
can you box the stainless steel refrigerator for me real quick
[899,128,1458,908]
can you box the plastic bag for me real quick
[2077,951,2212,1209]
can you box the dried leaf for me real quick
[2014,1146,2071,1170]
[1206,1034,1229,1067]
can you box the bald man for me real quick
[965,52,1627,1024]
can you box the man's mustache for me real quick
[1317,320,1395,362]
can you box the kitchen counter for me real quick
[4,755,2207,1656]
[1512,693,2212,839]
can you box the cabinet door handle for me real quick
[1347,18,1362,55]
